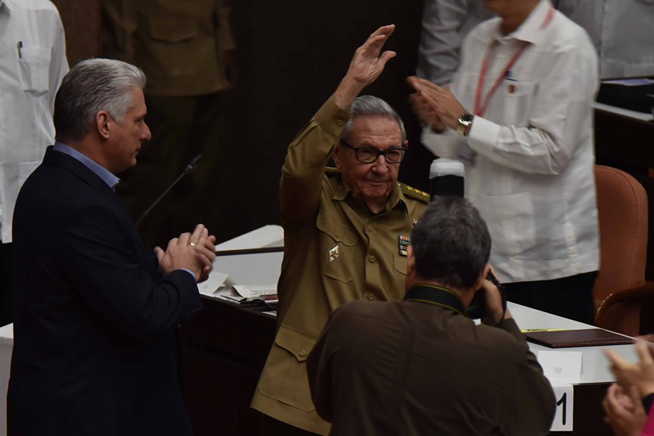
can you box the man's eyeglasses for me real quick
[340,140,407,164]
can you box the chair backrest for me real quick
[593,165,648,311]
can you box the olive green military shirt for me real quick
[251,96,428,434]
[103,0,235,96]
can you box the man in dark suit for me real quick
[8,58,216,436]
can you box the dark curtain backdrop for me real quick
[214,0,430,241]
[50,0,430,242]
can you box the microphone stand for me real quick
[136,154,203,228]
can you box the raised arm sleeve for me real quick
[280,97,350,225]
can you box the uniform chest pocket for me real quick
[18,46,50,94]
[502,80,537,125]
[146,14,198,43]
[316,208,360,283]
[394,253,408,276]
[258,326,317,412]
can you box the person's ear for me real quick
[96,111,111,140]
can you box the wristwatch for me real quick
[456,113,474,136]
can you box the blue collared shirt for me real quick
[53,141,120,190]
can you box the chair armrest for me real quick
[596,282,654,334]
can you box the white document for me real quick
[233,284,277,300]
[197,272,230,297]
[537,350,582,385]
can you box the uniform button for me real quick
[368,255,377,263]
[299,349,308,358]
[366,293,375,301]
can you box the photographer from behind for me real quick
[307,196,555,436]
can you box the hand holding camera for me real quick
[466,268,510,325]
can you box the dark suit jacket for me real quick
[308,297,556,436]
[8,148,201,436]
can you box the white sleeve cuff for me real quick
[421,126,463,159]
[467,116,501,154]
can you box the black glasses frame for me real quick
[339,140,407,164]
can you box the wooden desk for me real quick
[179,297,634,436]
[180,299,275,436]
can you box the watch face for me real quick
[461,113,474,123]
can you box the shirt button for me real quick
[366,293,375,301]
[368,255,377,263]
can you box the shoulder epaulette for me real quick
[399,183,430,203]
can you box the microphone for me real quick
[136,154,203,228]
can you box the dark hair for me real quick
[411,197,491,289]
[54,58,146,142]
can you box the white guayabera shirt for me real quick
[422,0,600,283]
[0,0,68,242]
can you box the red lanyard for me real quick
[473,5,555,117]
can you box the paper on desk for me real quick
[537,350,582,385]
[233,284,278,302]
[197,272,230,297]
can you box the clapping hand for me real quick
[155,224,216,282]
[602,384,647,436]
[407,76,467,130]
[605,340,654,397]
[602,340,654,435]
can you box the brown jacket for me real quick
[102,0,235,96]
[308,291,556,436]
[251,97,428,434]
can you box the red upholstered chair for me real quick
[593,165,652,335]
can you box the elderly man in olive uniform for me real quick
[251,25,429,435]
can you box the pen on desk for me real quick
[521,328,568,333]
[17,41,23,58]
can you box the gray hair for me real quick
[411,197,491,290]
[341,95,406,142]
[54,58,146,142]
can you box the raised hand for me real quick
[334,24,397,109]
